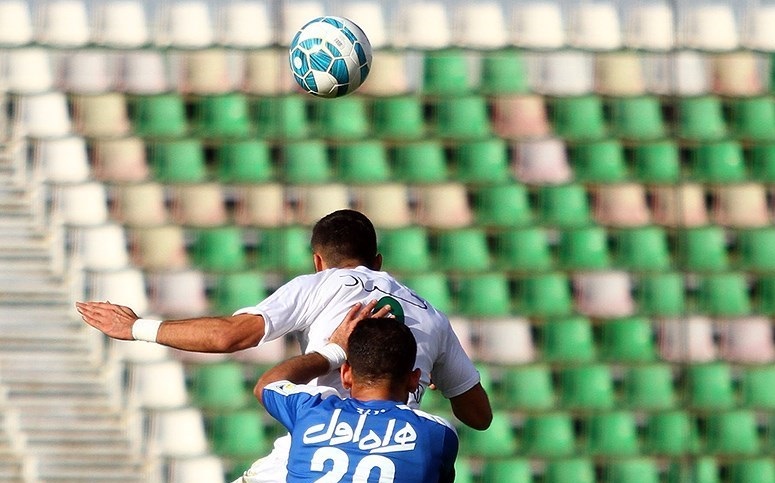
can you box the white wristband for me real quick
[131,318,162,343]
[314,343,347,370]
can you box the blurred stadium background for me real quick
[2,0,775,481]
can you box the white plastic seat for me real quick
[658,316,717,362]
[121,50,169,94]
[643,51,710,96]
[94,0,149,48]
[168,455,226,483]
[0,0,33,45]
[339,1,388,49]
[354,183,413,229]
[157,1,214,48]
[148,269,209,318]
[681,4,739,52]
[292,184,351,226]
[170,183,228,228]
[535,50,594,95]
[16,92,72,138]
[491,95,551,139]
[148,407,209,457]
[233,183,291,227]
[242,49,295,95]
[650,184,709,227]
[593,183,651,227]
[395,1,451,49]
[742,4,775,52]
[72,93,131,138]
[718,316,775,363]
[355,50,414,96]
[62,50,116,94]
[231,336,289,364]
[475,317,536,364]
[38,0,90,47]
[109,338,171,363]
[92,137,149,182]
[710,51,764,97]
[111,182,169,227]
[711,184,770,228]
[129,224,189,270]
[414,183,473,229]
[449,316,476,359]
[279,1,325,46]
[218,0,273,47]
[70,223,130,271]
[452,1,507,49]
[127,359,189,409]
[87,267,149,315]
[569,2,622,51]
[624,2,674,51]
[177,48,233,94]
[511,137,573,185]
[511,1,565,49]
[3,48,54,93]
[33,136,91,184]
[573,271,635,318]
[595,51,646,96]
[52,182,109,226]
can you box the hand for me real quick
[328,300,392,352]
[75,301,139,341]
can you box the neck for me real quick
[349,383,408,404]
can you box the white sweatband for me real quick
[314,343,347,370]
[131,318,162,343]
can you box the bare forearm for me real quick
[156,314,264,353]
[254,352,331,404]
[450,383,493,430]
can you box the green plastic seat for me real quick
[378,227,431,274]
[557,226,611,270]
[435,228,491,273]
[544,458,595,483]
[401,272,452,314]
[677,95,727,141]
[515,272,573,317]
[192,226,247,272]
[131,93,188,138]
[372,96,425,140]
[737,227,775,272]
[480,49,529,95]
[537,184,592,227]
[314,96,370,140]
[542,316,596,363]
[335,140,390,184]
[211,271,266,315]
[690,140,747,183]
[551,95,607,140]
[741,365,775,409]
[253,95,309,139]
[631,140,681,183]
[686,362,736,410]
[613,226,671,272]
[676,226,729,272]
[458,410,516,457]
[434,95,491,139]
[609,95,666,140]
[454,458,475,483]
[281,140,330,184]
[494,227,552,272]
[570,139,628,183]
[257,226,312,276]
[473,184,533,228]
[521,412,576,457]
[422,48,472,95]
[584,411,640,456]
[666,457,719,483]
[645,410,700,456]
[391,140,448,183]
[215,139,273,183]
[210,409,269,457]
[150,138,207,183]
[559,364,615,410]
[195,93,252,138]
[623,364,676,410]
[749,142,775,182]
[500,364,555,411]
[636,272,687,316]
[755,275,775,314]
[453,138,510,184]
[480,458,532,483]
[730,96,775,141]
[456,273,512,317]
[604,458,660,483]
[729,459,775,483]
[600,316,656,362]
[705,410,761,455]
[191,361,249,410]
[697,272,751,316]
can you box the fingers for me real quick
[371,303,392,319]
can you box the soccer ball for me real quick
[289,16,372,98]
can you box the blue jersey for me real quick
[263,381,459,483]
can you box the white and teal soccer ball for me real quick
[289,16,372,98]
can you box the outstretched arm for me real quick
[75,301,265,353]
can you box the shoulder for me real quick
[401,406,458,435]
[264,381,341,401]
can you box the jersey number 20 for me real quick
[311,447,395,482]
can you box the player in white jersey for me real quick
[76,209,492,482]
[256,315,458,483]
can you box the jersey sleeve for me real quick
[262,381,340,431]
[431,316,482,399]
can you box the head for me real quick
[310,209,382,271]
[341,317,421,402]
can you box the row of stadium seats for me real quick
[2,0,775,52]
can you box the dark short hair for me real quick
[310,209,378,268]
[347,318,417,383]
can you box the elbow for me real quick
[253,379,265,405]
[211,316,263,353]
[468,411,493,431]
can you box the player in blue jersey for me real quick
[255,310,458,483]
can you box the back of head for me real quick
[347,317,417,384]
[311,209,378,268]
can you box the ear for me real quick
[313,253,325,272]
[373,253,383,270]
[341,362,354,391]
[408,368,421,392]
